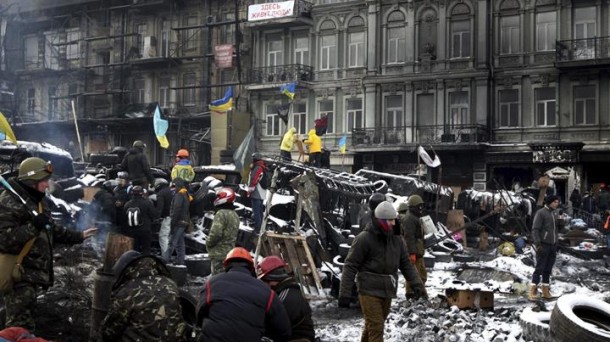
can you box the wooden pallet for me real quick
[262,232,325,298]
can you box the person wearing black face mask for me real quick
[399,195,427,298]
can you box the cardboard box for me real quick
[445,288,494,310]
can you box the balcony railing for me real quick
[352,124,489,147]
[556,36,610,62]
[246,64,314,85]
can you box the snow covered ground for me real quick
[311,252,610,342]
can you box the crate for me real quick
[261,232,325,298]
[445,288,494,310]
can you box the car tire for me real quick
[549,294,610,342]
[519,307,551,342]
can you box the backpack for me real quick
[258,167,272,190]
[126,207,142,227]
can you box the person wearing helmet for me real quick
[90,180,118,233]
[339,201,426,341]
[399,194,427,298]
[0,157,98,331]
[123,185,159,255]
[207,187,240,275]
[120,140,155,188]
[171,148,195,182]
[163,178,191,265]
[113,172,131,231]
[257,256,315,342]
[280,127,298,161]
[248,153,268,234]
[196,247,291,341]
[154,178,173,256]
[100,250,186,341]
[358,192,387,233]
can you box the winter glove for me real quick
[32,214,52,231]
[411,283,428,300]
[338,297,351,308]
[409,254,417,265]
[535,243,542,253]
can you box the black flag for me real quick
[276,102,291,125]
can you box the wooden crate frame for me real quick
[262,232,325,298]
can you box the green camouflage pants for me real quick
[358,294,391,342]
[4,283,37,331]
[210,258,225,276]
[405,258,427,295]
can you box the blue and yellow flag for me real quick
[280,82,296,100]
[153,105,169,149]
[209,87,233,113]
[338,135,347,154]
[0,111,16,144]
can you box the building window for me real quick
[319,100,334,134]
[500,16,520,54]
[294,35,309,66]
[319,20,337,70]
[183,73,196,106]
[499,89,519,127]
[48,87,57,120]
[346,98,363,132]
[66,29,80,60]
[574,7,596,60]
[535,87,556,126]
[536,12,556,52]
[133,79,145,104]
[44,32,60,70]
[184,16,198,51]
[266,104,282,136]
[449,91,468,127]
[27,88,35,114]
[221,12,235,45]
[347,17,365,68]
[574,85,596,125]
[292,102,307,135]
[160,20,170,57]
[387,11,406,64]
[159,78,170,108]
[385,95,403,127]
[25,36,38,69]
[451,20,470,58]
[267,36,283,67]
[136,23,147,56]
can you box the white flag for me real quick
[418,146,441,168]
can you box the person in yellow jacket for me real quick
[171,149,195,182]
[304,129,322,167]
[280,127,298,161]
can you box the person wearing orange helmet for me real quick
[196,247,291,341]
[257,256,315,341]
[171,148,195,182]
[207,187,240,275]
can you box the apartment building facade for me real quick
[0,0,249,167]
[246,0,610,201]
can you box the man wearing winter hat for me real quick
[529,195,560,301]
[399,195,427,298]
[339,201,426,341]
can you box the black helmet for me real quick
[154,178,169,190]
[130,185,144,196]
[102,180,118,192]
[252,152,263,161]
[368,193,386,211]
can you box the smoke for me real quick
[75,195,114,258]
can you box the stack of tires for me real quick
[520,294,610,341]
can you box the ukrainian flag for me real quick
[280,82,296,100]
[153,105,169,149]
[209,87,233,113]
[0,111,16,144]
[338,135,347,154]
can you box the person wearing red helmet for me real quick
[196,247,291,341]
[257,256,315,342]
[207,187,240,275]
[171,148,195,182]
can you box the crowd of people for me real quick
[2,138,596,342]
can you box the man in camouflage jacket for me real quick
[207,188,240,275]
[100,250,186,341]
[0,157,97,331]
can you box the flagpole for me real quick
[71,99,84,161]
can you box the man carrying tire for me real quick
[529,195,560,301]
